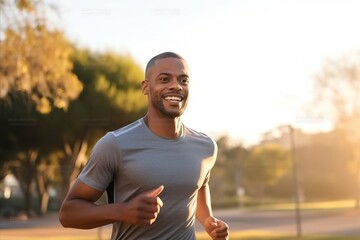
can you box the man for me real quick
[59,52,229,239]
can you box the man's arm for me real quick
[59,179,164,229]
[196,184,213,225]
[196,184,229,240]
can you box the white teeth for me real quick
[165,96,181,101]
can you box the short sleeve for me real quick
[201,137,218,187]
[78,133,120,191]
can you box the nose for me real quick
[168,78,182,91]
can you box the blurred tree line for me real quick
[209,126,358,208]
[0,0,147,216]
[209,51,360,208]
[0,0,359,217]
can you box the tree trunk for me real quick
[40,191,50,215]
[35,168,50,216]
[23,187,32,217]
[60,139,88,202]
[11,149,38,217]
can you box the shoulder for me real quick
[92,119,144,153]
[184,125,217,150]
[110,119,144,139]
[184,126,218,168]
[185,125,214,141]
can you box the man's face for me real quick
[142,57,190,118]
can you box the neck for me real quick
[143,114,183,139]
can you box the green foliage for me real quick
[50,49,147,202]
[74,50,145,108]
[0,2,147,214]
[242,143,291,198]
[0,0,83,114]
[58,49,147,141]
[211,137,291,206]
[206,129,356,206]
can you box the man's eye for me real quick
[160,77,169,82]
[180,78,189,85]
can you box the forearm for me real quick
[196,185,230,239]
[59,199,122,229]
[196,185,213,225]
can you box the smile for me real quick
[164,95,183,102]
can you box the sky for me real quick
[48,0,360,146]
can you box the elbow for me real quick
[58,204,71,228]
[58,209,67,228]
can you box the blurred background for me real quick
[0,0,359,239]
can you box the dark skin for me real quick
[142,57,190,139]
[59,56,229,239]
[59,180,164,229]
[144,57,228,239]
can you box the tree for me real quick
[0,48,148,215]
[0,0,83,114]
[0,0,82,216]
[0,98,60,216]
[0,98,34,216]
[242,143,291,200]
[54,49,147,202]
[312,51,360,207]
[35,150,62,215]
[209,136,248,207]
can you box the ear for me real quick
[142,80,149,95]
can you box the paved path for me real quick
[1,208,359,239]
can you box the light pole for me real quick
[289,125,302,238]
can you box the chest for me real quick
[118,142,214,195]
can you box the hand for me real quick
[204,216,229,240]
[120,185,164,226]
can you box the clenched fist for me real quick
[118,185,164,226]
[204,216,229,240]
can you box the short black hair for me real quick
[145,52,185,76]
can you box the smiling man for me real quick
[59,52,229,240]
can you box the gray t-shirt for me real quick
[78,118,217,240]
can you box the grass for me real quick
[242,199,357,212]
[196,231,360,240]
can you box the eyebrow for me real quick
[157,72,189,78]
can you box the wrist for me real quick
[109,202,125,222]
